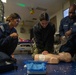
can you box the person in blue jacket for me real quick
[59,4,76,57]
[32,12,55,57]
[0,13,21,57]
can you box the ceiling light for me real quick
[1,0,7,3]
[17,3,26,7]
[4,16,6,19]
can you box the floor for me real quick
[1,54,76,75]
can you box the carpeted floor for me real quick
[1,54,76,75]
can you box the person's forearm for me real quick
[0,36,13,46]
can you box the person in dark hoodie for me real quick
[32,12,55,57]
[0,13,21,58]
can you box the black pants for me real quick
[0,38,18,56]
[59,35,76,57]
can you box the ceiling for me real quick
[3,0,67,26]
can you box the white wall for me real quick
[16,1,70,39]
[16,24,32,40]
[50,1,70,33]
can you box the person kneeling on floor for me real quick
[0,13,21,61]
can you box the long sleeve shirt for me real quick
[0,23,17,46]
[33,22,55,53]
[59,16,76,37]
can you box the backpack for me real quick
[0,52,17,73]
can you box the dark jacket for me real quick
[33,22,55,53]
[59,16,76,56]
[59,16,76,37]
[0,23,18,55]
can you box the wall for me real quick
[50,1,70,33]
[16,24,32,40]
[70,0,76,4]
[16,0,70,39]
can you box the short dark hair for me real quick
[69,4,76,11]
[39,12,49,21]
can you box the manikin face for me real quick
[40,20,49,28]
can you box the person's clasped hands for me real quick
[10,33,18,38]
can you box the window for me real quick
[1,0,7,3]
[63,8,69,18]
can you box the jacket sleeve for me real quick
[59,19,65,36]
[71,24,76,34]
[0,28,13,46]
[44,26,54,52]
[33,26,44,51]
